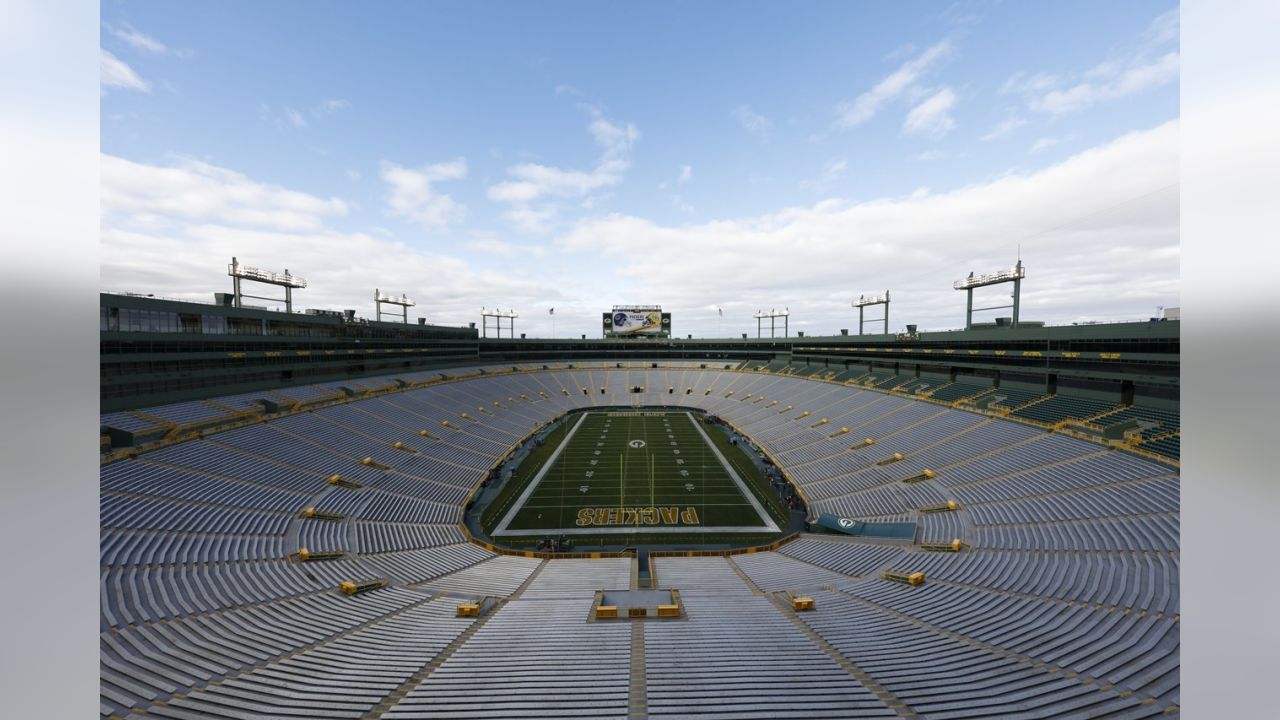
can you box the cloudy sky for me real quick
[100,0,1179,337]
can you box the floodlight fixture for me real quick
[227,257,306,313]
[853,290,890,335]
[753,308,790,338]
[481,307,519,338]
[375,289,416,323]
[954,261,1025,329]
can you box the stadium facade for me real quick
[100,292,1177,413]
[100,290,1180,718]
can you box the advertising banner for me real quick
[605,310,664,335]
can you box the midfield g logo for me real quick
[838,518,854,528]
[628,439,646,448]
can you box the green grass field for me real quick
[488,411,782,537]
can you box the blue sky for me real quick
[101,0,1180,336]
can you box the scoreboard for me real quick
[603,306,671,337]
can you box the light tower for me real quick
[480,308,519,338]
[753,308,790,338]
[227,257,306,313]
[375,289,415,324]
[853,291,890,335]
[953,260,1025,329]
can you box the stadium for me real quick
[81,3,1193,717]
[98,271,1180,719]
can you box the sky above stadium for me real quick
[100,0,1179,337]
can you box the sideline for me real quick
[685,411,779,533]
[492,412,589,534]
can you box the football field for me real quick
[491,411,779,536]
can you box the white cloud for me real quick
[1030,135,1072,154]
[503,204,558,234]
[101,154,560,326]
[258,99,350,130]
[100,49,149,93]
[284,107,308,128]
[801,158,849,190]
[732,105,773,140]
[1007,10,1179,116]
[380,158,468,230]
[100,122,1179,338]
[836,40,951,128]
[489,164,613,204]
[658,166,696,213]
[464,235,546,257]
[105,22,186,56]
[1143,8,1181,46]
[822,159,848,181]
[1000,72,1058,96]
[554,121,1179,334]
[314,99,350,116]
[585,105,639,170]
[488,104,639,233]
[939,0,989,27]
[1032,52,1178,115]
[101,153,347,231]
[903,87,957,138]
[259,104,300,129]
[980,114,1027,142]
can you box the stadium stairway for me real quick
[107,587,440,719]
[629,620,648,719]
[845,578,1180,711]
[798,589,1170,719]
[365,596,509,719]
[766,592,918,718]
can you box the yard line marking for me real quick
[492,412,589,534]
[686,411,779,532]
[494,410,779,536]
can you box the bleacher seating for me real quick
[875,374,914,390]
[1102,404,1181,434]
[795,590,1173,717]
[385,597,633,719]
[99,364,1180,718]
[646,592,896,718]
[984,386,1047,411]
[1142,431,1180,460]
[928,380,992,403]
[1011,394,1122,424]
